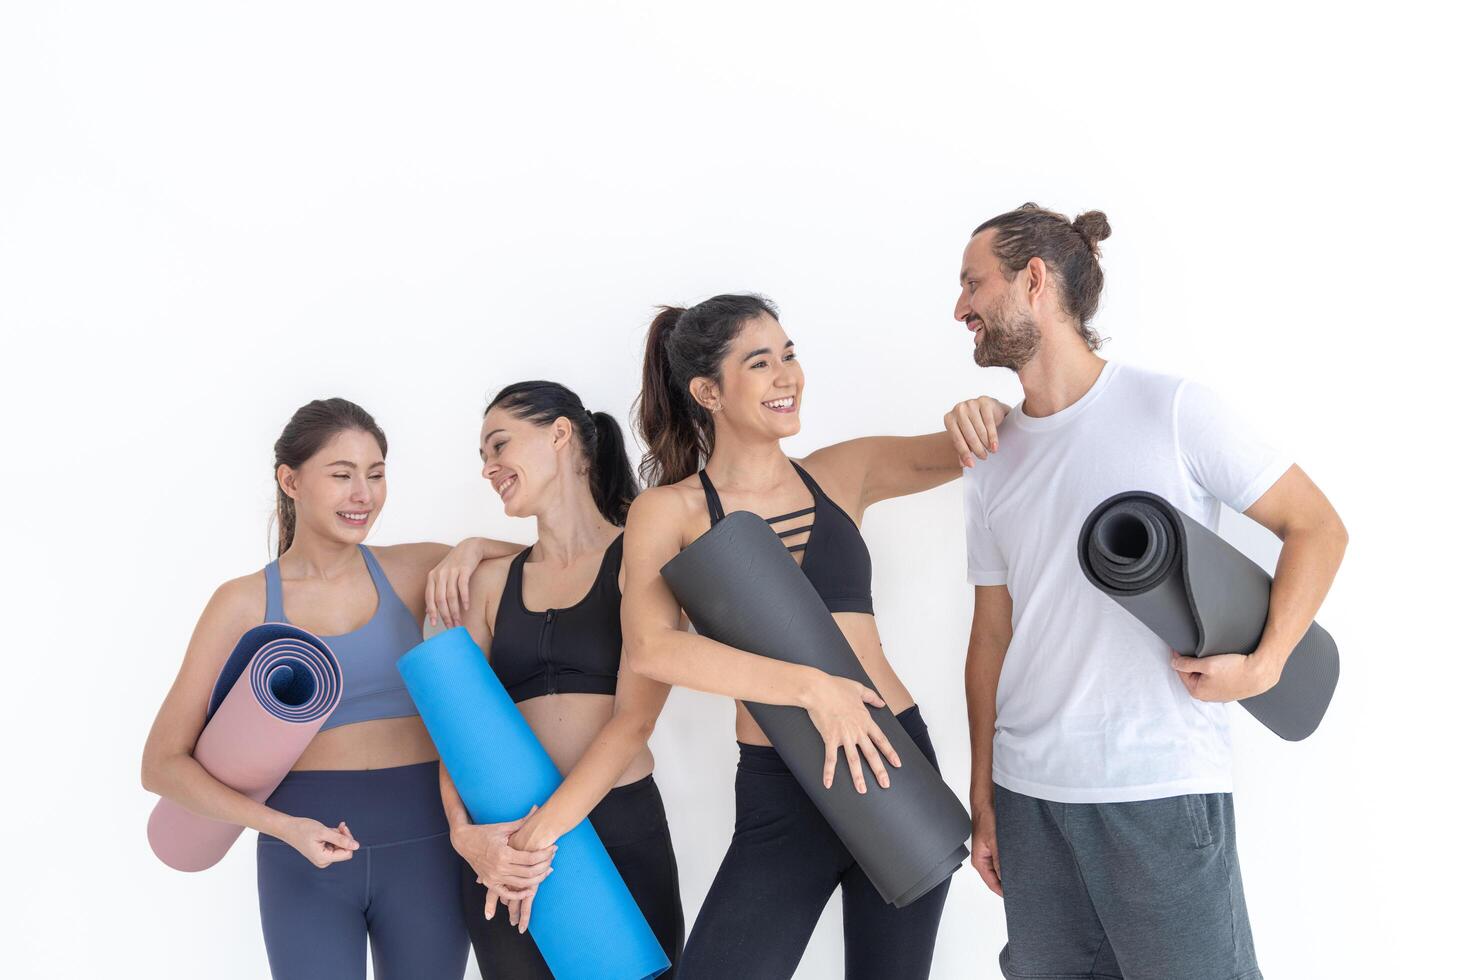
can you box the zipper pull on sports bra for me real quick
[697,460,875,615]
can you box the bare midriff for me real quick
[518,692,655,785]
[292,715,440,771]
[291,694,653,785]
[734,610,914,746]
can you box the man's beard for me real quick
[971,301,1041,372]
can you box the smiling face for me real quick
[479,406,575,518]
[955,229,1042,372]
[277,428,387,546]
[692,311,804,442]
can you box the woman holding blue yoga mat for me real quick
[141,397,521,980]
[424,380,685,978]
[621,295,1007,979]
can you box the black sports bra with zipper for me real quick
[490,534,624,703]
[697,460,875,615]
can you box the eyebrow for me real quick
[960,267,976,283]
[742,340,795,363]
[482,429,506,444]
[326,460,383,468]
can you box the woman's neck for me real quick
[279,533,363,579]
[704,428,790,492]
[532,472,617,567]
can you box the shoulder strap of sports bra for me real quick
[505,544,533,591]
[356,544,396,598]
[263,560,285,622]
[789,460,822,497]
[697,469,726,525]
[597,533,625,594]
[493,543,535,620]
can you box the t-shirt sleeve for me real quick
[962,468,1008,586]
[1174,380,1294,514]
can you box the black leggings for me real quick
[678,705,951,980]
[461,773,684,978]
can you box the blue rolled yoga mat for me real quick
[398,627,669,980]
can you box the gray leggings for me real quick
[256,762,469,980]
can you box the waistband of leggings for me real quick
[259,760,447,847]
[586,773,672,847]
[602,771,657,800]
[737,704,928,776]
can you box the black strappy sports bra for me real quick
[698,460,874,615]
[490,535,624,703]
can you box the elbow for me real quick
[624,632,661,681]
[141,744,189,797]
[1311,507,1349,564]
[1331,512,1349,555]
[631,712,657,742]
[140,752,164,796]
[1282,503,1349,564]
[1328,518,1349,565]
[614,710,658,747]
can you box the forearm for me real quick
[522,712,656,845]
[854,432,964,507]
[965,641,1004,809]
[1254,523,1348,670]
[440,761,472,832]
[145,752,293,837]
[629,626,822,708]
[464,536,523,561]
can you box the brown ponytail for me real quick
[634,294,779,486]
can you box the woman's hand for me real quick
[278,816,359,868]
[508,805,561,856]
[495,804,570,933]
[501,888,539,935]
[425,538,493,628]
[800,673,902,794]
[943,395,1011,468]
[452,806,557,917]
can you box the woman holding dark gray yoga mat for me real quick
[141,397,521,980]
[424,380,685,978]
[621,294,1008,979]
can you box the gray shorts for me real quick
[994,784,1260,980]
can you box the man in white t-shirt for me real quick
[943,204,1347,980]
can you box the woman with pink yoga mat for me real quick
[141,397,522,980]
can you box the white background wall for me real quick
[3,2,1464,976]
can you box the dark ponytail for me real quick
[272,398,388,557]
[486,381,638,526]
[587,410,639,525]
[635,294,779,487]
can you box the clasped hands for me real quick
[450,805,559,934]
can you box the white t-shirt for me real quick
[963,360,1293,804]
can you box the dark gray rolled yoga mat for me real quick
[1077,490,1339,741]
[661,510,971,907]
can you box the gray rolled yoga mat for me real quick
[1077,490,1340,741]
[661,510,971,908]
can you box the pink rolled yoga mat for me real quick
[148,624,341,872]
